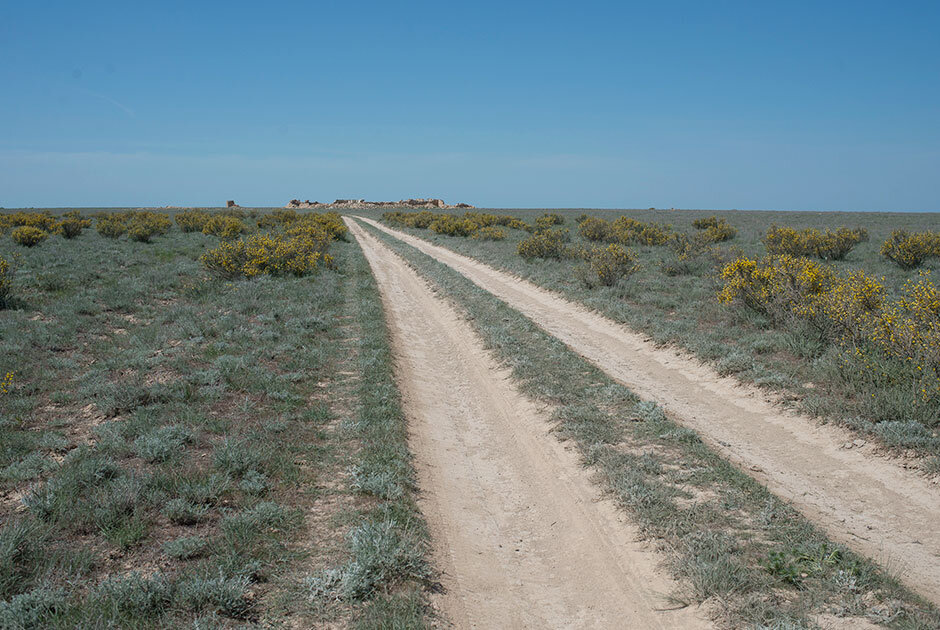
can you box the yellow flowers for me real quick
[0,254,15,308]
[471,226,507,241]
[429,215,480,237]
[880,230,940,269]
[201,230,333,278]
[611,217,672,246]
[574,216,673,246]
[764,225,868,260]
[586,244,639,286]
[202,215,246,239]
[518,229,570,260]
[719,255,940,405]
[96,211,172,242]
[175,210,212,233]
[692,216,737,243]
[257,210,348,241]
[384,210,528,234]
[11,226,48,247]
[0,371,13,397]
[578,217,613,241]
[0,211,57,233]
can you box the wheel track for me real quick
[345,218,711,629]
[353,215,940,606]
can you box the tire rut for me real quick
[345,218,711,629]
[354,215,940,606]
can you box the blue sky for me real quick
[1,1,938,210]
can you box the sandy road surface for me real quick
[346,218,710,629]
[355,216,940,606]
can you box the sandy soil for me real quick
[346,218,711,629]
[356,216,940,606]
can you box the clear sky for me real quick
[1,0,938,210]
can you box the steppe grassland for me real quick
[376,208,940,464]
[0,209,430,628]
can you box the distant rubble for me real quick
[285,198,474,210]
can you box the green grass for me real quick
[0,209,431,627]
[363,208,940,462]
[360,218,940,630]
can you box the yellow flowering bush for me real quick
[579,217,613,242]
[611,217,672,246]
[719,255,940,411]
[96,211,171,241]
[176,210,211,232]
[11,226,48,247]
[718,255,837,319]
[53,210,91,238]
[764,225,868,260]
[429,215,480,237]
[127,213,171,242]
[879,230,940,269]
[202,215,246,239]
[55,218,85,239]
[585,244,639,287]
[384,210,528,233]
[0,211,57,233]
[0,255,15,308]
[518,229,571,260]
[383,210,437,229]
[693,216,737,242]
[471,226,507,241]
[201,230,334,278]
[534,213,565,231]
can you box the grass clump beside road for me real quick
[371,208,940,465]
[0,208,432,628]
[360,219,940,630]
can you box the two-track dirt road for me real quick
[353,216,940,607]
[345,218,710,629]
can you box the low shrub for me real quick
[127,213,171,243]
[534,213,565,231]
[470,226,506,241]
[257,209,301,229]
[880,230,940,269]
[693,216,737,243]
[582,244,639,287]
[257,210,347,240]
[0,211,57,233]
[96,211,171,242]
[429,215,479,237]
[96,215,127,238]
[175,210,211,233]
[202,215,245,239]
[201,230,334,278]
[691,216,721,230]
[764,225,868,260]
[517,229,570,260]
[718,256,940,416]
[11,226,48,247]
[56,218,85,239]
[578,217,613,242]
[611,217,672,246]
[0,255,15,308]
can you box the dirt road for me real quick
[355,216,940,606]
[345,218,710,629]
